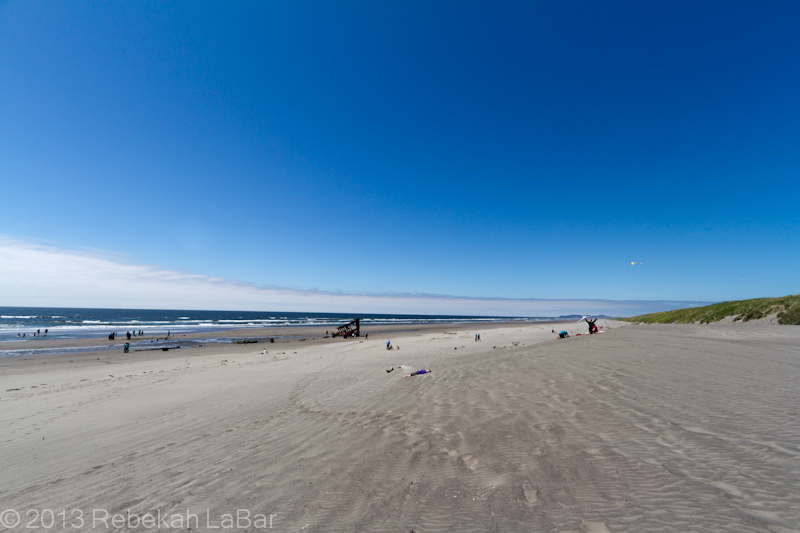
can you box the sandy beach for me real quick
[2,321,799,532]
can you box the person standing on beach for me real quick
[584,317,598,334]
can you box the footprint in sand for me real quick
[580,521,612,533]
[522,481,538,504]
[460,454,478,469]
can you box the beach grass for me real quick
[623,294,800,325]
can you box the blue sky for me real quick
[1,1,799,314]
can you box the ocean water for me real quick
[0,307,547,343]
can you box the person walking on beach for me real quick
[124,342,130,353]
[386,339,391,350]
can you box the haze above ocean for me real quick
[0,307,556,342]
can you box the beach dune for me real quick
[2,322,799,531]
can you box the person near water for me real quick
[386,339,391,350]
[403,369,431,377]
[124,342,130,353]
[584,317,598,334]
[558,331,569,339]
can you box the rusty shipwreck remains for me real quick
[333,318,360,337]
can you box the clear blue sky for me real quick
[1,1,799,309]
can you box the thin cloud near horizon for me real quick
[0,237,709,317]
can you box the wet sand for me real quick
[1,321,799,531]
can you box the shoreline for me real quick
[0,319,582,359]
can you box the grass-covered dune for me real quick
[624,294,800,325]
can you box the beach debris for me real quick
[386,367,394,373]
[403,369,431,377]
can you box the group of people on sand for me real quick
[17,328,48,338]
[325,331,367,340]
[555,317,599,339]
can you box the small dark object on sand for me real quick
[386,367,394,373]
